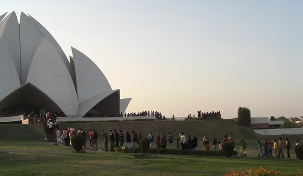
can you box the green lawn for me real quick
[0,141,302,176]
[0,120,302,175]
[0,120,301,158]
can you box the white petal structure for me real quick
[0,12,21,81]
[0,12,7,23]
[0,11,131,117]
[0,38,21,100]
[72,47,112,104]
[120,98,132,114]
[27,39,78,116]
[20,12,43,85]
[78,90,119,117]
[29,16,76,87]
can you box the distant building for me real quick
[201,111,221,119]
[233,117,284,129]
[250,117,284,129]
[290,117,303,123]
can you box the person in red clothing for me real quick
[156,133,161,148]
[27,114,31,124]
[89,130,94,149]
[263,139,269,157]
[205,141,210,150]
[223,135,228,142]
[62,128,68,146]
[46,112,51,121]
[228,135,234,143]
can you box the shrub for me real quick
[232,151,238,156]
[71,134,85,152]
[113,147,141,153]
[129,147,141,153]
[113,147,121,152]
[222,141,235,158]
[138,137,150,154]
[295,144,303,159]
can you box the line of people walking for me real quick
[257,137,295,158]
[98,130,176,152]
[98,130,226,152]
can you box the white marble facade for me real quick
[0,11,131,117]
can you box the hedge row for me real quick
[295,144,303,160]
[113,147,238,156]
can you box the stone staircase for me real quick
[43,121,56,142]
[28,115,56,142]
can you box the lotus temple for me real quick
[0,11,131,119]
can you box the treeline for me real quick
[271,116,303,128]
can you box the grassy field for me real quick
[0,120,302,175]
[0,124,45,141]
[0,141,302,176]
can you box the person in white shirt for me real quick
[48,120,53,134]
[56,129,61,144]
[179,132,186,150]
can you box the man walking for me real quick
[212,134,217,151]
[125,131,131,149]
[89,129,94,149]
[102,131,108,151]
[132,131,138,148]
[168,132,173,149]
[62,128,68,146]
[119,130,124,147]
[278,137,284,158]
[91,130,98,150]
[285,137,290,158]
[161,133,167,148]
[109,130,114,151]
[48,120,53,134]
[56,128,61,144]
[179,132,186,150]
[114,129,119,147]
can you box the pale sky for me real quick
[1,0,302,118]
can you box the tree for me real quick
[277,116,297,128]
[237,107,251,127]
[270,116,275,121]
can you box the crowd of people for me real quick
[46,114,60,134]
[123,110,164,118]
[51,125,301,159]
[83,110,165,118]
[40,108,62,120]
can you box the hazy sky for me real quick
[1,1,302,118]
